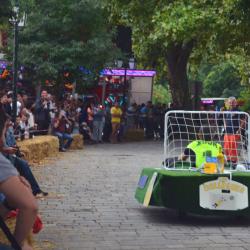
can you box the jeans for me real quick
[93,120,104,142]
[11,156,42,195]
[54,132,73,149]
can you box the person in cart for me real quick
[165,126,223,169]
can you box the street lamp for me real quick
[115,57,136,107]
[9,1,26,122]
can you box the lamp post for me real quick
[10,4,19,122]
[116,58,136,107]
[100,75,107,106]
[10,1,26,122]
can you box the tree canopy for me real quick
[0,0,11,29]
[9,0,119,91]
[202,62,242,97]
[106,0,250,108]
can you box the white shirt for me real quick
[11,101,22,116]
[26,110,35,128]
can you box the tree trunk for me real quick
[166,41,194,109]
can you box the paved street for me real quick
[34,141,250,250]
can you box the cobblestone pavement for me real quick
[34,141,250,250]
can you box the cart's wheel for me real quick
[177,210,187,219]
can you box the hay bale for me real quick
[123,129,145,142]
[69,134,84,150]
[17,136,59,163]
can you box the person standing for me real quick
[87,103,94,133]
[126,103,137,130]
[92,104,105,143]
[223,96,246,163]
[110,102,122,143]
[102,103,112,142]
[1,93,12,116]
[145,101,154,139]
[34,90,51,135]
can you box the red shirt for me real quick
[53,117,66,133]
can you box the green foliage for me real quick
[106,0,250,108]
[0,0,34,29]
[0,0,11,18]
[239,88,250,112]
[202,62,242,98]
[8,0,119,90]
[0,0,11,30]
[223,50,250,85]
[107,0,242,64]
[152,84,171,105]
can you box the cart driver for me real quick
[165,127,223,168]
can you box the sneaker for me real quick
[59,148,66,152]
[35,190,49,198]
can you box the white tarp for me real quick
[129,77,153,104]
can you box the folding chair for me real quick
[0,216,21,250]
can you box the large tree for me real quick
[0,0,11,44]
[9,0,119,92]
[203,62,242,97]
[107,0,250,109]
[0,0,11,24]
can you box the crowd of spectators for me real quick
[77,99,171,143]
[0,90,171,147]
[3,89,247,149]
[0,89,171,248]
[0,89,247,248]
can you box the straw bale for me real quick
[17,136,59,163]
[69,134,84,150]
[123,129,145,142]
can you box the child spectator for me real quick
[19,114,30,140]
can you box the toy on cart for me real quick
[135,110,250,216]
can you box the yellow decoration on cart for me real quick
[217,153,225,174]
[203,157,218,174]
